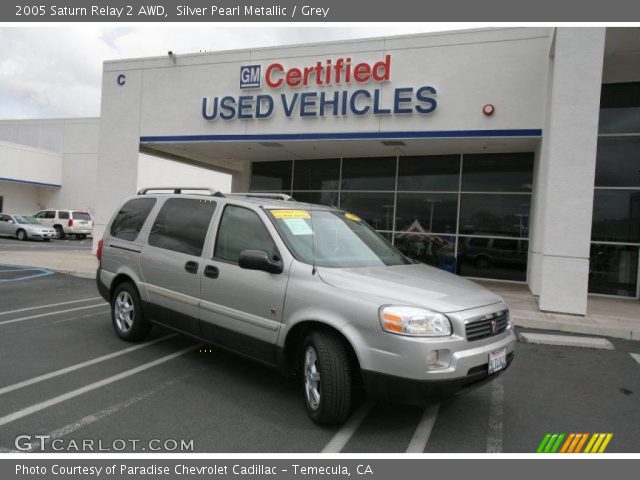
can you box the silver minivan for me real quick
[96,188,515,424]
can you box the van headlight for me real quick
[379,306,452,336]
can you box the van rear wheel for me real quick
[302,330,353,425]
[111,282,151,342]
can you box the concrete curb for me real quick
[512,315,638,341]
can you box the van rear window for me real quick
[110,198,156,241]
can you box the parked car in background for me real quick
[0,214,57,241]
[97,188,515,425]
[33,209,94,239]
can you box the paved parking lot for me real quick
[0,237,92,252]
[0,272,639,453]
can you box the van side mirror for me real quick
[238,250,283,274]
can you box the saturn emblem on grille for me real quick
[490,319,499,334]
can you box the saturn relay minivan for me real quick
[96,188,515,424]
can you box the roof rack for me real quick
[137,187,226,197]
[225,193,293,201]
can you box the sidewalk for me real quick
[477,279,640,341]
[0,249,637,340]
[0,250,98,279]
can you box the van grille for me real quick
[465,310,509,341]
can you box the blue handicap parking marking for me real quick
[0,264,54,283]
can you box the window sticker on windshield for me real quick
[345,212,361,222]
[271,210,311,219]
[283,218,313,235]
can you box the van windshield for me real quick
[267,209,409,268]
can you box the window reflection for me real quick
[462,153,534,192]
[589,244,639,297]
[250,160,292,191]
[395,193,458,234]
[292,191,339,208]
[293,159,340,190]
[458,237,528,281]
[394,233,457,272]
[592,190,640,243]
[339,192,395,231]
[595,137,640,187]
[341,157,396,191]
[459,194,531,237]
[397,155,460,191]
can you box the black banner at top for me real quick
[4,0,640,22]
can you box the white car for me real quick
[0,214,57,241]
[33,209,94,239]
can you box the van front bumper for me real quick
[362,351,514,405]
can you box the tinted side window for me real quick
[45,211,55,219]
[214,205,277,263]
[58,211,69,220]
[110,198,157,241]
[149,198,216,256]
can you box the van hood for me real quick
[317,263,503,313]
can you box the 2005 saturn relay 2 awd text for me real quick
[96,188,516,425]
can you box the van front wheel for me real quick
[302,330,353,425]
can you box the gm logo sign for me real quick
[240,65,261,89]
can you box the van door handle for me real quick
[204,265,219,279]
[184,261,199,274]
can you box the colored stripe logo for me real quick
[537,433,613,453]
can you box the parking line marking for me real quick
[0,334,178,396]
[321,401,375,453]
[406,403,439,453]
[0,268,44,273]
[0,344,201,428]
[0,297,103,316]
[630,353,640,365]
[24,373,191,452]
[486,377,504,453]
[519,333,615,350]
[0,303,107,326]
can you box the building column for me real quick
[231,159,251,193]
[92,68,144,252]
[530,28,606,315]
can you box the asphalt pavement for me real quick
[0,272,639,453]
[0,237,92,252]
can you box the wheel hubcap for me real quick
[114,291,134,332]
[304,346,321,411]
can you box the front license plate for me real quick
[488,347,507,374]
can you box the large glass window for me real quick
[590,81,640,298]
[250,160,292,191]
[214,205,277,263]
[395,193,458,234]
[250,152,534,283]
[397,155,460,191]
[339,192,395,231]
[458,237,529,282]
[292,191,339,208]
[148,198,216,256]
[591,190,640,243]
[293,158,340,190]
[599,82,640,134]
[589,244,638,297]
[341,157,396,190]
[595,137,640,187]
[459,194,531,238]
[462,153,534,192]
[110,198,157,242]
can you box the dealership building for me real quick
[1,27,639,315]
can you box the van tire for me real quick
[302,330,353,425]
[54,225,65,239]
[111,282,152,342]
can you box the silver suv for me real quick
[96,188,515,425]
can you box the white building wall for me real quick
[137,153,232,192]
[0,182,41,214]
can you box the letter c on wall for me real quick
[117,74,126,86]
